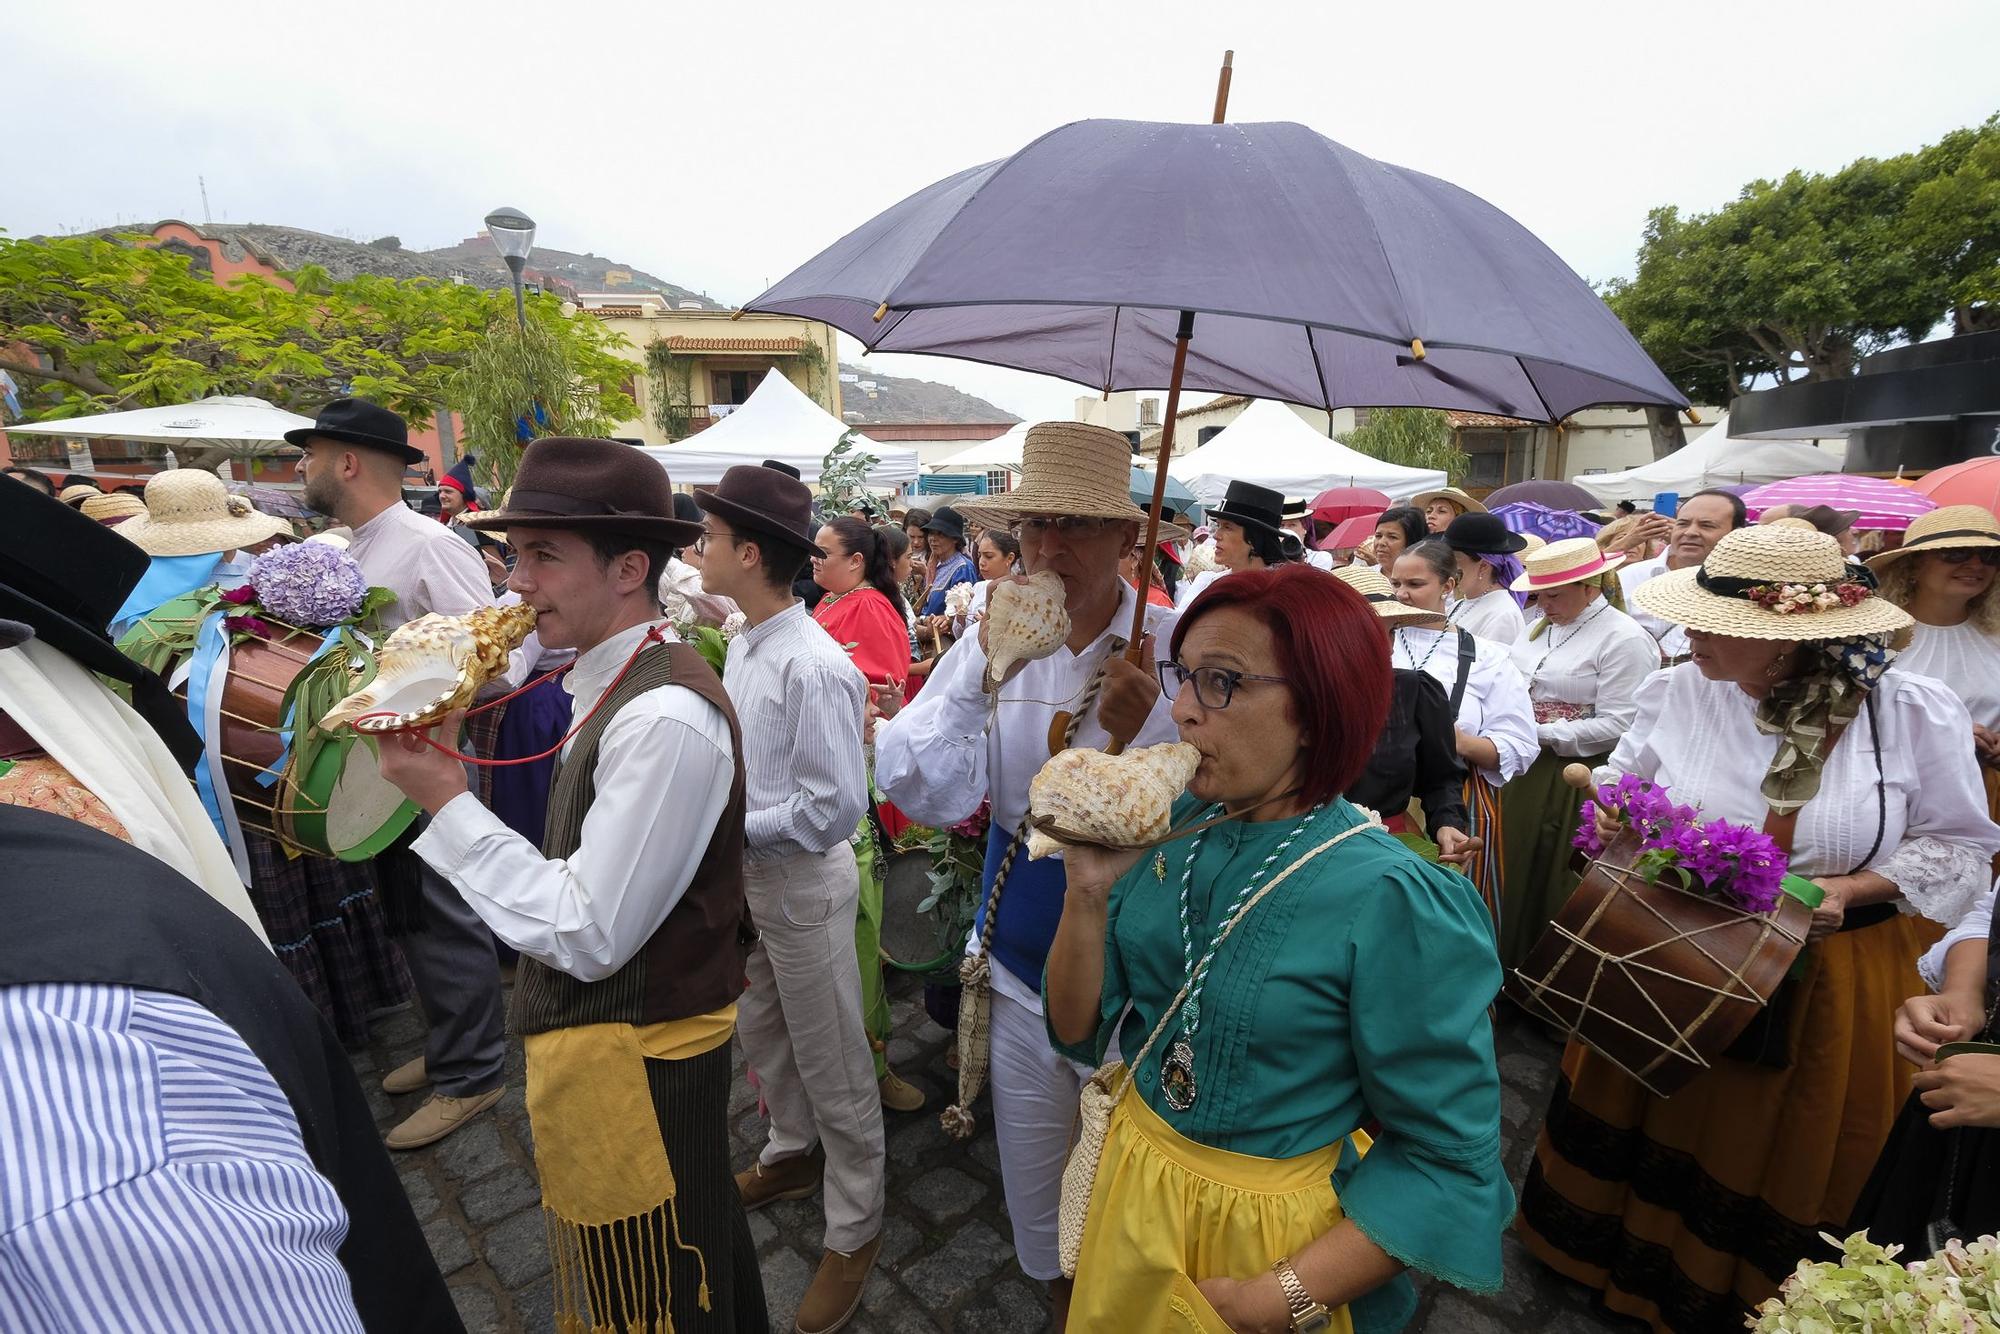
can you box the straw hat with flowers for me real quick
[1865,504,2000,574]
[1636,521,1911,641]
[1510,536,1624,593]
[117,470,292,557]
[954,422,1189,540]
[1332,565,1448,629]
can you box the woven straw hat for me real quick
[57,484,100,507]
[1332,565,1449,629]
[1413,486,1488,517]
[1518,533,1548,555]
[1510,536,1625,592]
[954,422,1189,540]
[79,491,146,524]
[1635,521,1912,641]
[1866,504,2000,574]
[118,469,292,557]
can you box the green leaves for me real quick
[1337,408,1467,481]
[814,431,886,523]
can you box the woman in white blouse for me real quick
[1870,504,2000,828]
[1391,540,1539,929]
[1441,512,1531,646]
[1518,521,2000,1332]
[1499,537,1659,970]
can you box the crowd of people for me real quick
[3,411,2000,1334]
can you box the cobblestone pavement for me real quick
[362,855,1645,1333]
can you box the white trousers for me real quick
[987,982,1096,1283]
[737,843,887,1253]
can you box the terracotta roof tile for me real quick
[1446,410,1538,429]
[656,336,810,353]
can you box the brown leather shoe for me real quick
[381,1056,430,1096]
[735,1148,823,1212]
[383,1087,504,1151]
[794,1232,881,1334]
[878,1070,925,1113]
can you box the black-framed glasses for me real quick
[1157,659,1289,709]
[1936,548,2000,568]
[1012,516,1116,541]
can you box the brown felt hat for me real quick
[694,464,825,557]
[463,437,702,546]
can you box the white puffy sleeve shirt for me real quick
[1391,626,1538,785]
[1508,603,1661,758]
[1601,665,2000,924]
[1450,589,1527,647]
[1897,620,2000,729]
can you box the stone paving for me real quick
[362,853,1645,1333]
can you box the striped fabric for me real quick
[0,983,362,1332]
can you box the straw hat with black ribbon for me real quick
[953,422,1189,540]
[1866,504,2000,574]
[1332,565,1449,629]
[1510,536,1625,593]
[1636,521,1912,642]
[117,470,292,557]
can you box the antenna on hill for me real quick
[199,176,212,223]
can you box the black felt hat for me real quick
[284,397,425,465]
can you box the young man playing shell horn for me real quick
[874,421,1181,1324]
[694,464,887,1334]
[374,436,768,1333]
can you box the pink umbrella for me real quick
[1310,486,1391,524]
[1911,458,2000,515]
[1318,512,1383,551]
[1742,474,1938,531]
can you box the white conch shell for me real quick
[1025,741,1202,859]
[982,570,1069,693]
[319,602,537,732]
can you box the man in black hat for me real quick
[292,397,514,1149]
[374,436,767,1333]
[695,465,885,1334]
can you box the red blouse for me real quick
[811,585,911,690]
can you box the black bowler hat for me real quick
[1207,480,1287,542]
[921,506,967,543]
[697,465,824,557]
[465,437,703,546]
[761,459,803,480]
[284,397,425,465]
[1442,511,1528,556]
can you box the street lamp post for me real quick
[483,207,537,331]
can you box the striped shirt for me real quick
[723,601,868,859]
[0,984,362,1332]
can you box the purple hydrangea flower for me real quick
[246,542,369,628]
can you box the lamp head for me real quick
[483,208,537,269]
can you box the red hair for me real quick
[1171,564,1391,809]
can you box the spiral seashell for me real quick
[1025,741,1202,859]
[319,602,537,732]
[982,571,1069,693]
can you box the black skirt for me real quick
[1850,1088,2000,1259]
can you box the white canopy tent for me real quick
[930,422,1030,473]
[1577,412,1841,504]
[640,368,918,486]
[1167,398,1446,506]
[4,395,315,453]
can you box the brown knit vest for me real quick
[510,640,753,1036]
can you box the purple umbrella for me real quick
[1484,479,1604,511]
[745,53,1683,650]
[1490,501,1601,543]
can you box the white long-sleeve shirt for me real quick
[1391,625,1538,786]
[1449,589,1527,646]
[411,621,736,982]
[1919,880,1997,994]
[1898,619,2000,729]
[1617,553,1689,663]
[1509,600,1660,757]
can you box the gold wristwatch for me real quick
[1271,1257,1332,1332]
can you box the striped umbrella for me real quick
[1490,501,1600,543]
[1742,474,1938,531]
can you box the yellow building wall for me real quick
[587,310,843,446]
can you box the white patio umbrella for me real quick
[5,395,316,454]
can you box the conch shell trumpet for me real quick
[320,603,537,733]
[1026,741,1202,859]
[983,570,1069,693]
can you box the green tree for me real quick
[1339,408,1465,480]
[1907,114,2000,334]
[450,309,637,494]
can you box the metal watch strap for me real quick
[1271,1257,1331,1332]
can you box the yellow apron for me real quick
[1070,1090,1360,1333]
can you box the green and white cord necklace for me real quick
[1161,803,1322,1112]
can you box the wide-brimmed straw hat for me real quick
[118,470,292,557]
[1866,504,2000,574]
[1636,521,1913,641]
[1332,565,1449,629]
[79,491,146,525]
[1413,486,1488,517]
[1510,536,1624,593]
[954,422,1189,540]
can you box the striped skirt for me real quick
[1461,771,1505,936]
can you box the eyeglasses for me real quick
[1157,660,1289,709]
[1935,548,2000,568]
[693,531,737,556]
[1011,516,1116,541]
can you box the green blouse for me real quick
[1044,798,1513,1332]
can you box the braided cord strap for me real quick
[941,639,1123,1140]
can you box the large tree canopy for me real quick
[1605,114,1998,403]
[0,234,635,474]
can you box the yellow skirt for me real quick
[1070,1090,1358,1333]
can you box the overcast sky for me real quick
[10,0,1995,422]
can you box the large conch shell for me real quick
[983,570,1069,693]
[320,603,537,733]
[1025,741,1202,859]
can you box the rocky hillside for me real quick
[838,363,1019,425]
[420,238,724,309]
